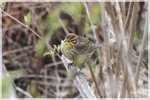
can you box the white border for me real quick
[1,0,149,2]
[0,1,149,100]
[148,0,150,99]
[0,1,2,99]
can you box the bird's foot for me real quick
[72,70,85,79]
[67,61,74,69]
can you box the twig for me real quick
[43,68,48,97]
[114,41,123,97]
[83,2,102,97]
[20,74,68,81]
[36,80,74,87]
[135,14,148,85]
[44,60,63,68]
[115,2,137,97]
[61,55,97,98]
[38,86,55,97]
[1,9,61,59]
[86,59,103,97]
[124,2,134,31]
[2,45,34,56]
[100,2,116,97]
[104,6,123,97]
[128,2,138,56]
[119,2,125,24]
[125,3,138,97]
[1,9,42,39]
[105,2,119,41]
[15,86,33,98]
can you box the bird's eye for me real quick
[72,39,77,44]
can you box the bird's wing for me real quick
[73,37,96,54]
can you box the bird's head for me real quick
[62,33,78,49]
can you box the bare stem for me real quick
[86,58,103,97]
[1,9,42,39]
[124,2,134,31]
[83,2,102,97]
[61,56,97,98]
[115,2,137,97]
[100,2,116,97]
[135,14,148,85]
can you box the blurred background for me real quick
[1,2,148,98]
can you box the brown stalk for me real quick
[135,14,148,86]
[105,2,119,41]
[127,2,138,58]
[83,2,103,97]
[115,2,137,97]
[86,58,103,97]
[119,2,126,24]
[126,2,138,97]
[124,2,134,31]
[100,2,116,97]
[114,41,123,97]
[105,3,124,97]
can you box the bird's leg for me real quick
[72,70,85,79]
[72,65,85,78]
[67,61,74,69]
[67,62,85,78]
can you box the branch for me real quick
[115,2,137,97]
[1,9,42,39]
[100,2,116,97]
[124,2,134,31]
[83,2,103,97]
[61,56,97,98]
[135,14,148,85]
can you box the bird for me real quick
[60,33,97,68]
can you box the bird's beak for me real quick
[64,38,68,42]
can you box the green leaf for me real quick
[91,4,101,25]
[84,23,90,34]
[64,3,83,19]
[53,44,61,53]
[2,70,23,97]
[91,60,96,72]
[24,11,31,28]
[2,76,11,97]
[134,32,140,50]
[48,9,60,32]
[43,51,54,57]
[35,39,45,56]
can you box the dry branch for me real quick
[115,2,137,97]
[83,2,103,98]
[135,14,148,85]
[61,55,97,98]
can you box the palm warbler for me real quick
[61,33,97,67]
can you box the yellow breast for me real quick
[63,42,74,49]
